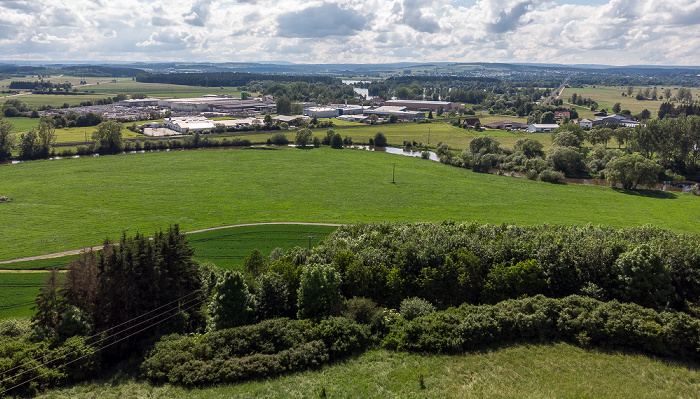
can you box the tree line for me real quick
[5,222,700,394]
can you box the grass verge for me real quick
[34,344,700,398]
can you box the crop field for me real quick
[1,147,699,262]
[6,94,119,109]
[188,224,339,270]
[77,80,246,99]
[35,344,700,398]
[0,272,54,320]
[561,85,700,119]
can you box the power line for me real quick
[0,290,202,382]
[0,294,203,387]
[0,297,205,396]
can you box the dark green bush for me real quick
[383,295,700,360]
[141,317,369,386]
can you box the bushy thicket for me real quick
[141,317,371,386]
[383,295,700,360]
[312,222,700,312]
[0,319,99,396]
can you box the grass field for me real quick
[0,272,53,319]
[76,80,245,99]
[1,147,699,262]
[188,224,338,270]
[561,85,700,119]
[230,121,551,151]
[34,344,700,398]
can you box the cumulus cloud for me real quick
[0,0,696,65]
[276,2,366,38]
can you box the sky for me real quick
[0,0,698,66]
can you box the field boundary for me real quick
[0,222,345,268]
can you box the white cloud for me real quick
[0,0,696,65]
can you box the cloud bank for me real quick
[0,0,697,65]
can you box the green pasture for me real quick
[561,85,700,118]
[1,147,699,262]
[188,224,339,270]
[8,94,118,109]
[0,272,54,319]
[36,344,700,398]
[78,81,245,99]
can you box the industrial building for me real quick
[163,117,216,133]
[158,96,276,114]
[383,100,455,112]
[363,106,425,121]
[303,107,339,118]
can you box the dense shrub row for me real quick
[0,320,99,396]
[312,222,700,312]
[383,295,700,360]
[141,294,700,387]
[141,317,371,386]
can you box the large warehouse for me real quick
[382,100,455,112]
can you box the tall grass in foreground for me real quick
[34,344,700,399]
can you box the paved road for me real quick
[540,77,570,106]
[0,222,346,269]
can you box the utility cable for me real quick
[0,297,205,396]
[0,290,203,383]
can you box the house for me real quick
[577,118,593,129]
[484,120,527,130]
[554,111,570,120]
[463,118,481,127]
[527,124,560,133]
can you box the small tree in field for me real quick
[605,154,661,190]
[330,133,344,149]
[92,120,123,155]
[373,132,388,147]
[295,128,313,148]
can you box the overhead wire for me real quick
[0,289,203,385]
[0,296,205,396]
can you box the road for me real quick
[0,222,346,269]
[540,77,569,106]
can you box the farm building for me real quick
[593,115,639,128]
[554,111,570,120]
[463,118,481,127]
[527,124,560,133]
[577,118,593,129]
[484,120,527,130]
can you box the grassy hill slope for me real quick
[1,146,698,261]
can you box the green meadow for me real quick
[35,344,700,399]
[561,85,700,118]
[0,272,54,319]
[232,121,552,151]
[188,224,338,270]
[1,146,699,262]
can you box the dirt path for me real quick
[0,222,346,270]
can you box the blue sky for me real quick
[0,0,697,66]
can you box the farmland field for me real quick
[1,146,699,262]
[231,121,551,151]
[0,272,54,319]
[188,224,339,270]
[35,344,700,398]
[561,85,700,119]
